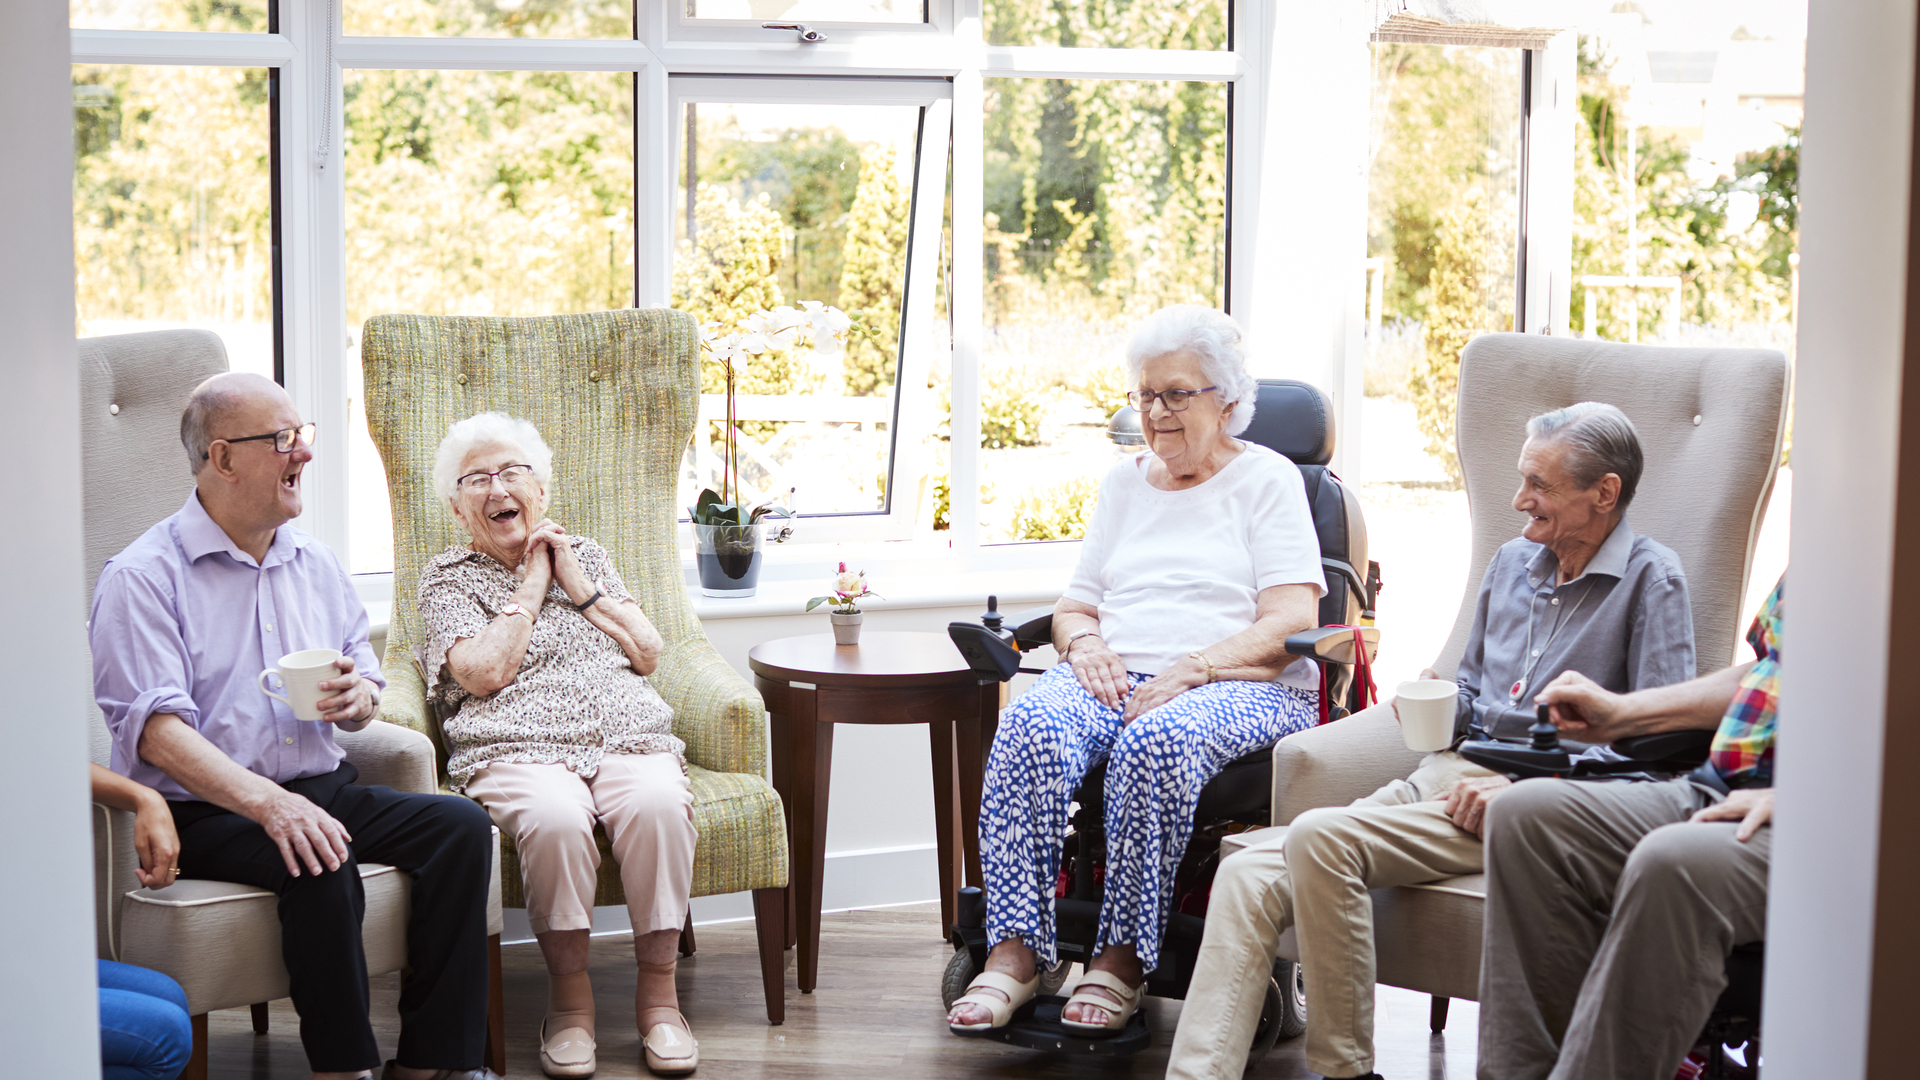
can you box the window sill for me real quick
[361,535,1080,635]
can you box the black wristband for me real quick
[574,589,604,612]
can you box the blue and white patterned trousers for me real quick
[979,662,1318,973]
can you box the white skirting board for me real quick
[500,842,943,944]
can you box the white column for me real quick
[1233,0,1369,480]
[947,1,984,550]
[1765,0,1915,1074]
[0,5,103,1074]
[1522,32,1575,336]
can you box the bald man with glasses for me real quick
[91,372,500,1080]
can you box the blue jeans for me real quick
[99,959,191,1080]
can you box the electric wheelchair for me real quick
[943,379,1382,1062]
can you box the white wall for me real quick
[1764,0,1914,1073]
[0,6,103,1073]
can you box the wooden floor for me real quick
[203,904,1479,1079]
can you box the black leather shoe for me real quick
[379,1064,506,1080]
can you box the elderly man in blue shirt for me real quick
[91,372,499,1080]
[1167,402,1698,1080]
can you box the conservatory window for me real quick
[71,64,278,380]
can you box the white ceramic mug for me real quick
[259,648,344,721]
[1395,679,1459,752]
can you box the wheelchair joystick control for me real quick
[981,595,1004,633]
[1530,703,1561,752]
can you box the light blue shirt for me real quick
[91,492,383,800]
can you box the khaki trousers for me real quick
[1476,777,1770,1080]
[1167,753,1493,1080]
[466,753,697,936]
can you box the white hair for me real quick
[431,412,554,506]
[1122,304,1257,437]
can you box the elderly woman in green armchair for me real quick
[417,412,697,1079]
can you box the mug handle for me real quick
[259,669,292,707]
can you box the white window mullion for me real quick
[1521,31,1577,337]
[279,0,351,558]
[948,56,984,552]
[70,28,294,66]
[981,44,1239,82]
[652,38,962,77]
[334,36,652,71]
[896,96,953,542]
[636,58,672,307]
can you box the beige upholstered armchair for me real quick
[80,329,506,1080]
[361,308,792,1023]
[1232,332,1790,1028]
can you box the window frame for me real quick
[67,2,1571,597]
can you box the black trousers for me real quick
[171,762,494,1072]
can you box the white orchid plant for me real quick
[694,302,862,525]
[806,562,881,615]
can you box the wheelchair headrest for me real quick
[1240,379,1334,466]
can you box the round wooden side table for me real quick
[749,631,1004,994]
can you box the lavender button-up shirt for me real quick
[91,492,384,800]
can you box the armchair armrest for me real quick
[1270,701,1425,825]
[649,636,768,778]
[337,721,439,795]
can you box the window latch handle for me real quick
[762,22,828,43]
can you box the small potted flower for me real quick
[806,562,880,645]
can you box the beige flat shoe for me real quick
[640,1008,698,1076]
[539,1020,597,1079]
[1059,969,1145,1035]
[947,969,1041,1032]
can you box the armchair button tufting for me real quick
[589,370,601,381]
[457,372,468,385]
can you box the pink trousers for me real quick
[466,754,696,936]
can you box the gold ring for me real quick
[169,867,180,873]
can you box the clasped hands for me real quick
[512,516,599,607]
[1067,639,1210,722]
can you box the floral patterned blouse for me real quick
[418,536,682,792]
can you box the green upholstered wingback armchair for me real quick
[362,308,791,1023]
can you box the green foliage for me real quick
[838,145,910,396]
[346,0,628,38]
[72,65,274,333]
[1408,190,1488,487]
[983,73,1227,325]
[672,184,821,402]
[1008,476,1101,541]
[343,69,635,326]
[1367,42,1521,327]
[701,122,863,305]
[1071,361,1130,420]
[984,0,1228,50]
[1569,39,1792,341]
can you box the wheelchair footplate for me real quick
[951,994,1151,1055]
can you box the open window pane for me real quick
[984,0,1227,50]
[673,96,924,523]
[346,0,630,38]
[979,77,1227,543]
[73,65,275,379]
[343,69,635,574]
[1363,43,1522,485]
[685,1,924,24]
[71,0,270,32]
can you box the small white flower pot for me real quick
[830,611,863,645]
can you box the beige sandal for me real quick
[639,1007,698,1076]
[948,969,1041,1032]
[1059,969,1145,1034]
[538,1019,597,1079]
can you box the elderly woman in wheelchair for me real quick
[417,412,698,1079]
[945,305,1330,1036]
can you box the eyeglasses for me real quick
[457,465,538,494]
[207,422,316,458]
[1126,386,1218,413]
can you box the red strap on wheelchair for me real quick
[1315,626,1377,726]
